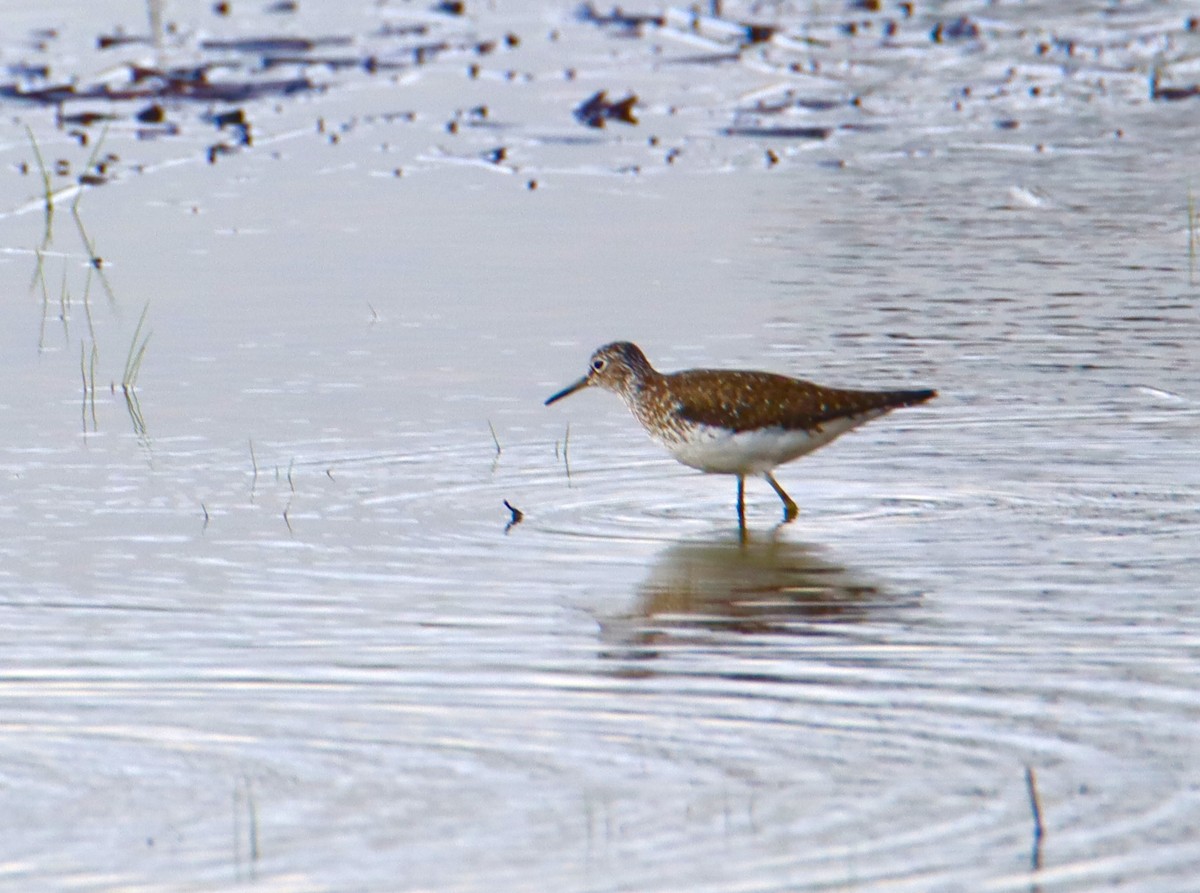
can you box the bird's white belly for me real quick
[658,414,880,475]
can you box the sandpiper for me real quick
[545,341,935,526]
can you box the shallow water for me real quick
[1,0,1199,890]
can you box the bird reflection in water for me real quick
[598,537,914,667]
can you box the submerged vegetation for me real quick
[80,338,98,432]
[1189,186,1197,285]
[23,119,147,440]
[120,303,152,439]
[24,126,53,219]
[121,302,152,395]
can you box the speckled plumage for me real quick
[545,342,936,525]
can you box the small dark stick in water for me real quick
[1025,765,1045,869]
[503,500,524,532]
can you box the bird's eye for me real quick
[592,358,606,372]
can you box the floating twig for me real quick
[503,498,524,532]
[1025,765,1045,870]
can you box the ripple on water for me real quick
[1,382,1198,890]
[5,32,1200,867]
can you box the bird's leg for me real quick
[736,475,746,531]
[764,472,798,522]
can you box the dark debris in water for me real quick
[574,90,638,128]
[1150,70,1200,101]
[136,103,164,124]
[0,65,317,107]
[59,110,120,127]
[1,3,519,169]
[503,500,524,533]
[723,125,831,140]
[3,0,1200,179]
[199,36,353,54]
[7,62,50,80]
[576,3,665,34]
[741,23,777,44]
[930,16,979,43]
[97,31,155,50]
[206,142,238,164]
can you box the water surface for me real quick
[1,0,1198,890]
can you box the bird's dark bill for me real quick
[545,376,590,406]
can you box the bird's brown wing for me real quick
[671,369,935,433]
